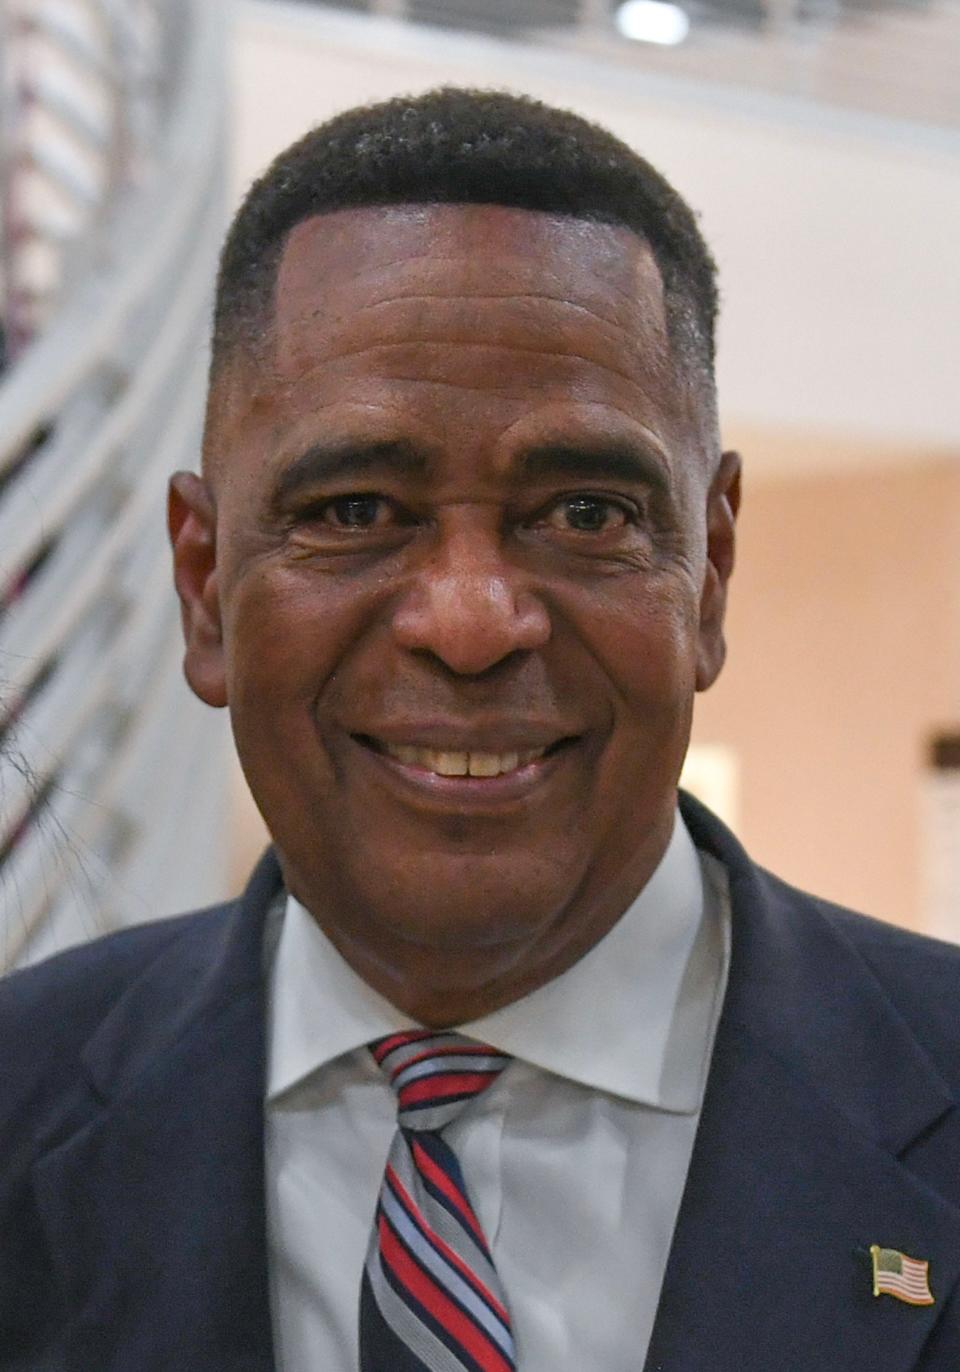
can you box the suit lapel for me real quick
[32,853,282,1372]
[645,799,960,1371]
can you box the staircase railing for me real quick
[0,0,230,970]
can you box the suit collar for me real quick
[645,795,960,1370]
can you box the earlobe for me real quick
[168,472,228,709]
[695,449,741,692]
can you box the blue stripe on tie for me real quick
[374,1219,489,1372]
[409,1131,493,1257]
[382,1177,515,1359]
[394,1055,504,1089]
[364,1032,515,1372]
[361,1264,469,1372]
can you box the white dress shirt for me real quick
[265,815,731,1372]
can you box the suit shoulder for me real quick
[756,863,960,978]
[818,892,960,986]
[0,903,237,1122]
[769,872,960,1079]
[1,902,233,1015]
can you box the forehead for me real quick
[206,203,693,485]
[276,202,663,306]
[269,203,671,381]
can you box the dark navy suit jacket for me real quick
[2,793,960,1370]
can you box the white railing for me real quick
[0,0,230,970]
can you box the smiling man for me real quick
[173,183,734,1027]
[3,89,960,1372]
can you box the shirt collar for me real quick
[267,813,725,1113]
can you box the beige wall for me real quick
[692,449,960,931]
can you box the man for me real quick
[2,88,959,1372]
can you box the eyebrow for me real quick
[272,439,429,505]
[270,435,672,508]
[517,441,671,494]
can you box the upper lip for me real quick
[351,723,580,753]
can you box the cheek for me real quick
[565,573,701,712]
[221,564,368,725]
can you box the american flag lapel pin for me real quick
[870,1246,935,1306]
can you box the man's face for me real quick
[171,204,738,1020]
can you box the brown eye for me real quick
[324,494,389,528]
[549,496,629,533]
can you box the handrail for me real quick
[0,1,224,467]
[0,0,230,971]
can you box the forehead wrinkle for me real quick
[274,302,663,389]
[350,290,631,328]
[353,240,665,311]
[280,277,669,372]
[301,337,642,373]
[211,339,676,475]
[275,246,556,323]
[272,222,671,382]
[271,345,665,417]
[279,251,660,327]
[343,297,651,367]
[286,288,640,347]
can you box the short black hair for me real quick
[212,87,718,400]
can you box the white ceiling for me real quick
[233,0,960,470]
[273,0,960,132]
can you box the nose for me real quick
[391,529,551,675]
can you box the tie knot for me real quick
[369,1030,510,1132]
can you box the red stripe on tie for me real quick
[386,1164,510,1327]
[411,1137,490,1252]
[372,1031,436,1064]
[400,1071,500,1109]
[379,1214,512,1372]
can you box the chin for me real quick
[384,867,565,954]
[341,848,579,953]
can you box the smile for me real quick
[379,743,547,778]
[352,733,577,787]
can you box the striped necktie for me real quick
[360,1029,517,1372]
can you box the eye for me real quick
[318,494,394,529]
[540,495,632,533]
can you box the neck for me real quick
[281,814,675,1026]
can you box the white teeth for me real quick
[381,743,547,776]
[468,753,501,778]
[430,750,469,776]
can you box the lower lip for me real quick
[353,739,571,804]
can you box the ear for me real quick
[696,449,741,692]
[168,471,227,708]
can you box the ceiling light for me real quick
[615,0,691,45]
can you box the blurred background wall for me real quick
[1,0,957,968]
